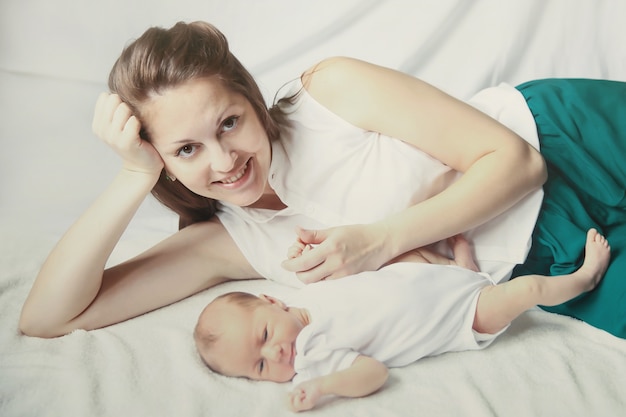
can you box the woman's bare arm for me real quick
[286,57,546,281]
[20,92,258,338]
[19,169,256,338]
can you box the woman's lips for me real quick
[215,160,251,188]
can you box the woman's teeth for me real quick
[220,163,248,184]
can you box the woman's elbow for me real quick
[19,319,50,338]
[373,361,390,391]
[18,312,69,338]
[512,141,547,189]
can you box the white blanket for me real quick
[2,1,626,416]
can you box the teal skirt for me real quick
[511,79,626,338]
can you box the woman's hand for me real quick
[281,223,392,284]
[92,93,164,175]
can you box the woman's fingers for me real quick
[91,92,110,135]
[282,224,381,283]
[91,93,164,174]
[283,249,349,284]
[111,100,134,134]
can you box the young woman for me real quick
[19,21,626,339]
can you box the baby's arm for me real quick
[287,355,388,412]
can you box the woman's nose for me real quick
[207,142,236,173]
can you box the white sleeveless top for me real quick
[216,79,543,287]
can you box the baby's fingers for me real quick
[287,242,314,259]
[287,388,313,412]
[282,248,326,281]
[287,389,304,412]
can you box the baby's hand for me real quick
[287,381,323,412]
[287,240,313,259]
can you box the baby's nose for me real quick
[263,343,283,362]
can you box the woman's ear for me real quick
[259,294,287,310]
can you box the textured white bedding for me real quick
[2,1,625,416]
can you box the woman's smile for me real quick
[214,159,250,187]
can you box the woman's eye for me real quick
[263,328,268,342]
[221,116,239,133]
[259,360,265,373]
[176,144,195,158]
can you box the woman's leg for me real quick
[475,229,611,335]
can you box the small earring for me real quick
[165,173,176,182]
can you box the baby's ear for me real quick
[259,294,287,310]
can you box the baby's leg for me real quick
[473,229,611,334]
[388,246,451,265]
[388,235,479,271]
[447,235,479,272]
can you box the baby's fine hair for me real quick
[194,291,261,374]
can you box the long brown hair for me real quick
[108,21,283,227]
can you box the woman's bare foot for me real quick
[448,235,479,272]
[574,228,611,291]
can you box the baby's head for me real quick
[194,291,305,382]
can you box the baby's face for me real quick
[204,297,303,382]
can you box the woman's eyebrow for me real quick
[215,102,242,124]
[170,138,195,145]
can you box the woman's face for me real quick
[142,77,272,207]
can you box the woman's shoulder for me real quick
[301,56,359,82]
[299,57,390,130]
[274,57,373,131]
[300,56,369,99]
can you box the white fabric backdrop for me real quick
[1,1,626,416]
